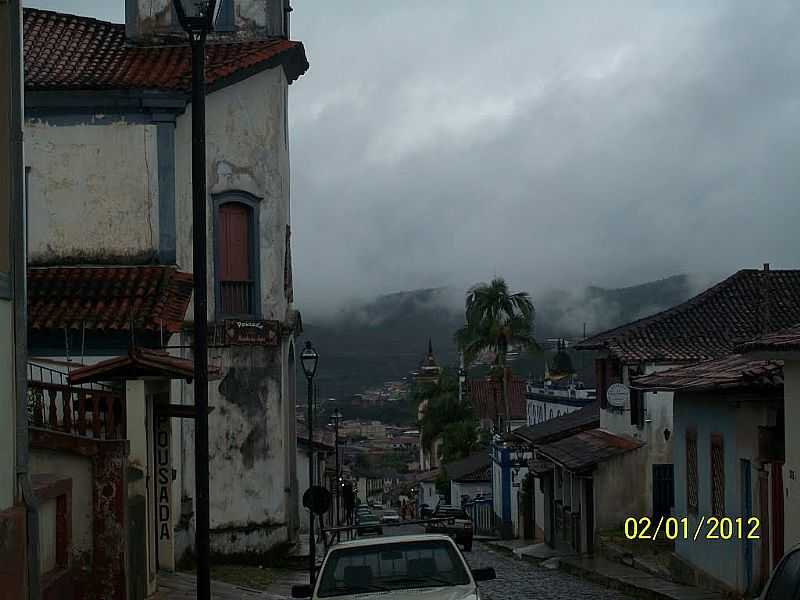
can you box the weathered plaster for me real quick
[127,0,285,43]
[784,361,800,550]
[25,120,161,264]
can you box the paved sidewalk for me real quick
[559,556,725,600]
[155,569,308,600]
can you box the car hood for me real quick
[318,584,477,600]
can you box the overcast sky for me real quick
[27,1,800,317]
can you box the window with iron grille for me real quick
[686,429,698,513]
[214,193,261,319]
[710,434,725,516]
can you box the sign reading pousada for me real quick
[224,319,280,346]
[606,383,630,408]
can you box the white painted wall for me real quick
[0,302,15,510]
[25,120,160,264]
[599,363,675,516]
[173,66,296,555]
[783,361,800,550]
[29,448,93,563]
[451,480,490,504]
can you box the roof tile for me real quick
[576,269,800,362]
[23,8,308,92]
[28,265,193,333]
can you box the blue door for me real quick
[741,459,753,592]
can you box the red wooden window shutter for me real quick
[218,203,250,281]
[686,428,698,514]
[710,434,725,516]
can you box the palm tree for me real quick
[455,278,538,432]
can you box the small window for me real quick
[710,434,725,516]
[216,200,258,317]
[686,429,698,514]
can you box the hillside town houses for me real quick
[1,0,310,597]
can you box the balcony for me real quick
[219,279,254,316]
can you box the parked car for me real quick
[759,543,800,599]
[381,509,401,524]
[291,534,495,598]
[425,504,474,551]
[356,512,383,536]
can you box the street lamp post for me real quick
[301,341,319,585]
[330,408,343,526]
[173,2,220,599]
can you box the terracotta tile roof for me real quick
[28,266,193,333]
[631,354,783,392]
[468,376,526,421]
[576,269,800,363]
[67,346,220,385]
[737,323,800,354]
[537,428,644,473]
[509,402,600,446]
[23,8,309,92]
[442,452,491,482]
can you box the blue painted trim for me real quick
[211,191,263,320]
[0,272,11,300]
[501,448,512,523]
[216,0,236,32]
[157,124,177,264]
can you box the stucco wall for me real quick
[173,66,294,555]
[25,119,160,264]
[29,448,94,562]
[594,446,649,531]
[785,361,800,549]
[0,301,15,510]
[600,363,675,516]
[672,393,774,593]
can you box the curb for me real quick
[558,559,669,600]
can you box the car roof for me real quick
[328,533,454,550]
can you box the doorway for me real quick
[652,464,674,520]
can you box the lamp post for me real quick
[301,341,319,585]
[330,408,343,526]
[173,2,219,599]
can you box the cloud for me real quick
[27,1,800,319]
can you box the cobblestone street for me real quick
[465,540,634,600]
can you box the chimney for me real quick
[763,263,770,272]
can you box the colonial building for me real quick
[575,265,800,523]
[442,451,491,506]
[634,354,784,596]
[20,2,309,594]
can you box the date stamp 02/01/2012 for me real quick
[624,516,761,541]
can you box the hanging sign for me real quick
[606,383,630,408]
[224,319,280,346]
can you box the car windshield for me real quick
[317,540,471,597]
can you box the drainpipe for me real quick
[8,0,41,596]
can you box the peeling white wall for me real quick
[25,120,160,264]
[174,66,295,555]
[783,361,800,550]
[29,449,94,560]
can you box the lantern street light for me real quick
[301,341,319,584]
[329,408,343,526]
[172,2,220,599]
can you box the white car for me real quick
[291,534,495,599]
